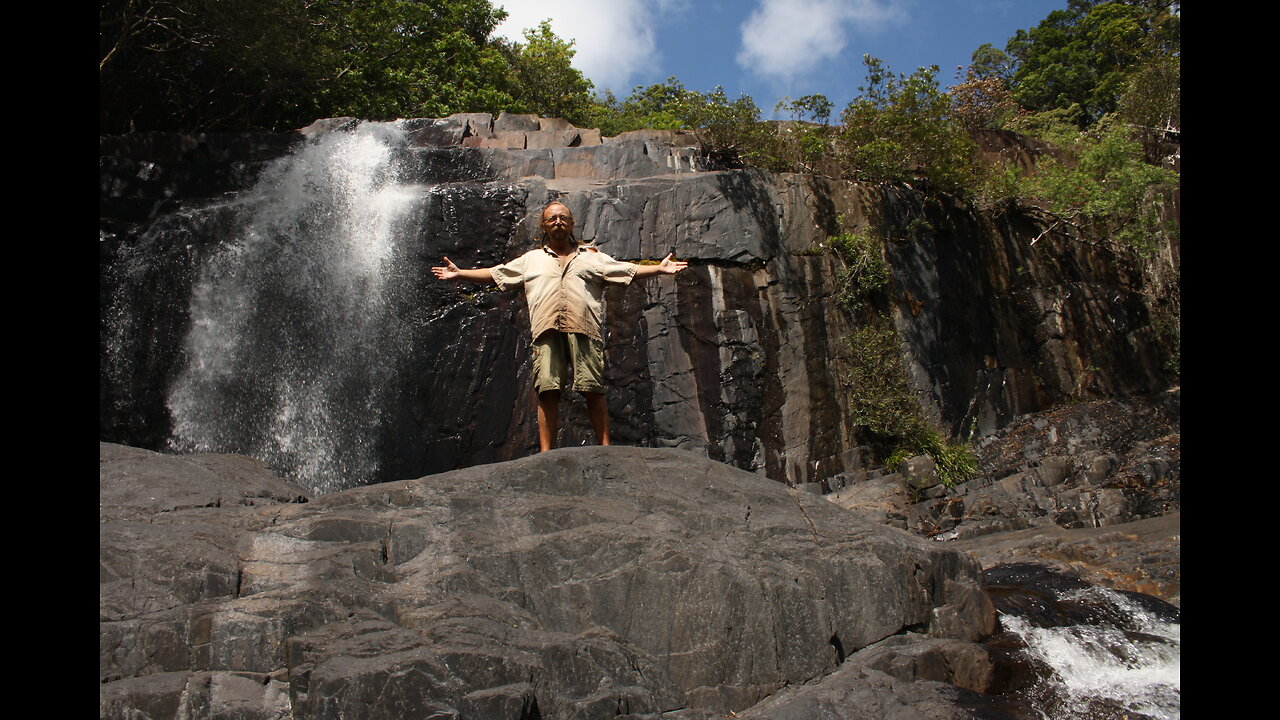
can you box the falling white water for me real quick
[1002,587,1180,719]
[166,121,418,495]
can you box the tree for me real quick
[99,0,551,133]
[1003,0,1179,127]
[968,43,1015,84]
[497,19,595,126]
[100,0,326,132]
[838,56,978,191]
[1023,115,1178,254]
[586,77,700,136]
[948,64,1017,130]
[309,0,517,122]
[775,94,834,125]
[1117,54,1179,162]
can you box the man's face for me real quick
[541,203,574,241]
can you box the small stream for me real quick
[985,563,1180,719]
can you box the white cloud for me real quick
[492,0,684,93]
[736,0,906,82]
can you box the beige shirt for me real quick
[490,245,638,341]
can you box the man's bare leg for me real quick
[537,390,560,452]
[584,391,610,446]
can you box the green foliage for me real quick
[822,223,976,485]
[1023,115,1178,254]
[496,20,596,126]
[1116,54,1180,163]
[972,160,1027,211]
[930,434,979,486]
[98,0,592,133]
[585,77,699,136]
[884,430,978,487]
[838,56,979,191]
[776,94,835,125]
[585,78,777,168]
[682,88,772,167]
[101,0,329,131]
[844,319,921,441]
[968,43,1016,84]
[1149,304,1180,378]
[948,64,1018,130]
[307,0,517,121]
[1117,54,1179,131]
[1003,0,1180,128]
[592,64,999,185]
[1004,106,1088,148]
[828,230,889,310]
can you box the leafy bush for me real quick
[884,430,978,487]
[682,88,774,167]
[824,220,978,485]
[838,56,979,192]
[844,320,921,440]
[499,20,596,127]
[1004,106,1086,148]
[586,79,777,168]
[948,64,1018,130]
[972,160,1027,211]
[828,230,889,310]
[1023,115,1178,254]
[586,77,698,136]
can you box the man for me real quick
[431,200,688,451]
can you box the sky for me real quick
[491,0,1068,119]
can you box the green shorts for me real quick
[532,331,605,394]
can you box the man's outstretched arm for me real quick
[431,257,496,284]
[633,253,688,279]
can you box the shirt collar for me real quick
[540,243,590,256]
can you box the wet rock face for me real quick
[100,114,1176,494]
[100,442,993,719]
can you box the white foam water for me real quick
[166,121,418,495]
[1002,587,1180,719]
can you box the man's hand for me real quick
[658,253,689,274]
[431,257,461,280]
[432,257,496,284]
[634,253,689,279]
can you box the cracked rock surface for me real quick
[101,442,1001,719]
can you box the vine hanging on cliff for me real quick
[827,223,977,486]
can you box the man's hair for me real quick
[542,199,573,216]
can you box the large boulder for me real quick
[101,442,995,719]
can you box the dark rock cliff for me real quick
[99,113,1178,496]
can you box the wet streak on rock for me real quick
[676,264,726,462]
[797,254,847,485]
[756,266,790,483]
[601,281,655,448]
[717,266,772,471]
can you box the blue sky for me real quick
[492,0,1068,119]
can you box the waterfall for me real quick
[1000,584,1180,719]
[165,122,419,495]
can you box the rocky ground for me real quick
[826,388,1180,608]
[102,443,1020,720]
[100,393,1179,719]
